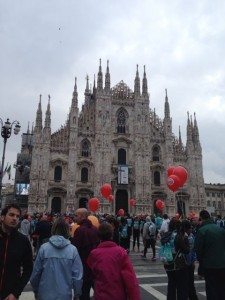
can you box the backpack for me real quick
[159,242,173,264]
[120,224,128,238]
[159,231,177,264]
[148,222,156,237]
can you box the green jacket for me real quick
[195,219,225,269]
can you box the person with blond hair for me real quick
[30,217,83,300]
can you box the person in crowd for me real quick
[142,216,156,260]
[132,215,141,252]
[155,214,163,235]
[195,210,225,299]
[19,213,31,240]
[119,217,130,252]
[161,218,190,300]
[105,215,120,244]
[33,214,52,253]
[126,213,133,252]
[159,213,170,236]
[30,217,83,300]
[0,204,33,300]
[181,220,198,300]
[72,208,99,300]
[87,222,140,300]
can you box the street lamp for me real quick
[0,118,21,208]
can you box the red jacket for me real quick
[87,241,140,300]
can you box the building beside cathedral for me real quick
[17,60,206,215]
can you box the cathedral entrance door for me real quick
[115,190,128,214]
[51,197,61,213]
[79,198,88,208]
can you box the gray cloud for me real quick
[1,0,225,184]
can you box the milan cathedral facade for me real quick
[26,60,205,215]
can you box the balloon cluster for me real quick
[155,199,165,211]
[100,183,113,202]
[167,166,188,192]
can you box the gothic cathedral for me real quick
[27,60,206,215]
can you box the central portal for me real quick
[115,189,128,214]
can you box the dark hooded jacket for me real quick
[0,224,33,299]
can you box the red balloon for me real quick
[155,199,165,210]
[129,199,136,207]
[118,208,125,216]
[167,166,175,177]
[88,198,100,212]
[100,183,112,198]
[107,194,114,202]
[173,166,188,186]
[167,175,181,192]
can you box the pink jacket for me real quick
[87,241,140,300]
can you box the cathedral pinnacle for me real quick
[44,95,51,128]
[105,59,111,91]
[97,58,103,90]
[35,94,43,131]
[85,75,90,94]
[164,89,170,118]
[142,65,148,96]
[72,77,78,107]
[134,64,140,95]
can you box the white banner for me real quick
[118,165,128,184]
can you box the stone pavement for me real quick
[20,244,207,300]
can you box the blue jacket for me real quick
[30,235,83,300]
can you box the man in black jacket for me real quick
[0,204,33,300]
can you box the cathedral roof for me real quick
[112,80,134,99]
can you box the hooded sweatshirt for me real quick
[30,235,83,300]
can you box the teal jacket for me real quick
[195,220,225,269]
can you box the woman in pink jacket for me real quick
[87,222,140,300]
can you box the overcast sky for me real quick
[1,0,225,184]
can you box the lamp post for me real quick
[0,118,21,208]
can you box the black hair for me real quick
[179,220,191,234]
[168,218,181,232]
[199,210,210,221]
[98,222,113,241]
[1,204,21,216]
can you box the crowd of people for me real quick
[0,203,225,299]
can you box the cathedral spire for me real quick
[35,94,43,131]
[72,77,78,108]
[164,88,170,119]
[142,65,148,96]
[105,60,111,91]
[27,122,30,134]
[179,126,182,145]
[134,64,140,95]
[186,111,193,142]
[193,112,200,143]
[85,75,90,95]
[44,95,51,128]
[97,58,103,90]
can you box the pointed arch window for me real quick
[81,167,88,183]
[81,139,91,157]
[54,166,62,182]
[152,145,161,162]
[117,109,127,134]
[118,148,126,165]
[154,171,160,186]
